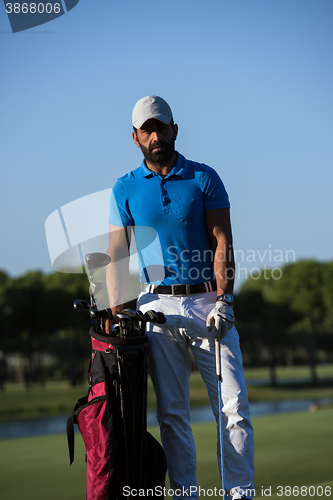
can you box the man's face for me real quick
[132,119,178,165]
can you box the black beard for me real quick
[138,137,176,165]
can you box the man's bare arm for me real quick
[204,208,235,296]
[106,224,131,327]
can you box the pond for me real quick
[1,397,332,440]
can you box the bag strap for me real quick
[67,414,75,465]
[67,395,89,465]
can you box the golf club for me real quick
[121,308,145,321]
[84,252,111,329]
[89,282,104,296]
[73,298,90,311]
[73,298,96,329]
[73,298,113,333]
[90,306,113,333]
[116,309,167,338]
[143,310,166,324]
[85,252,111,279]
[215,333,225,498]
[120,309,147,337]
[117,312,133,338]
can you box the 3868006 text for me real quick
[5,3,61,14]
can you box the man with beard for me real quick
[106,96,254,500]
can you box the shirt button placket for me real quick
[160,179,171,214]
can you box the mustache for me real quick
[149,140,168,153]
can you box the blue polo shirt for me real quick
[109,152,230,285]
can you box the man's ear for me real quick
[173,123,178,141]
[132,130,140,148]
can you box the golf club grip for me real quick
[144,310,166,324]
[215,339,221,378]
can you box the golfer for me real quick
[106,96,254,500]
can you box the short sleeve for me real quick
[109,180,134,227]
[201,166,230,210]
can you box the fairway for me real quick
[0,408,332,499]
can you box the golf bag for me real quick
[67,327,167,500]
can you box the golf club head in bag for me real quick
[73,298,113,333]
[84,252,111,314]
[85,252,112,280]
[89,282,104,295]
[143,310,166,324]
[116,309,166,338]
[73,299,90,312]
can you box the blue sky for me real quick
[1,0,332,289]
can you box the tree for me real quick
[236,273,296,385]
[1,268,92,387]
[2,271,48,387]
[266,260,333,384]
[0,270,10,390]
[42,271,91,385]
[238,259,333,385]
[0,263,143,387]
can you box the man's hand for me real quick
[206,302,235,339]
[104,304,124,335]
[104,317,118,335]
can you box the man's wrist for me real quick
[111,304,124,316]
[216,293,234,306]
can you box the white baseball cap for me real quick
[132,95,173,129]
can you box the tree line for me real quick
[235,259,333,385]
[0,269,92,389]
[0,259,332,389]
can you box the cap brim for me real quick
[133,113,172,129]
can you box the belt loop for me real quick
[149,284,155,293]
[186,285,191,295]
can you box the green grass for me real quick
[1,365,333,420]
[0,407,332,499]
[243,364,333,380]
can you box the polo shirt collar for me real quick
[140,152,190,179]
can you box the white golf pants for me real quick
[137,291,255,500]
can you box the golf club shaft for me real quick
[215,337,225,498]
